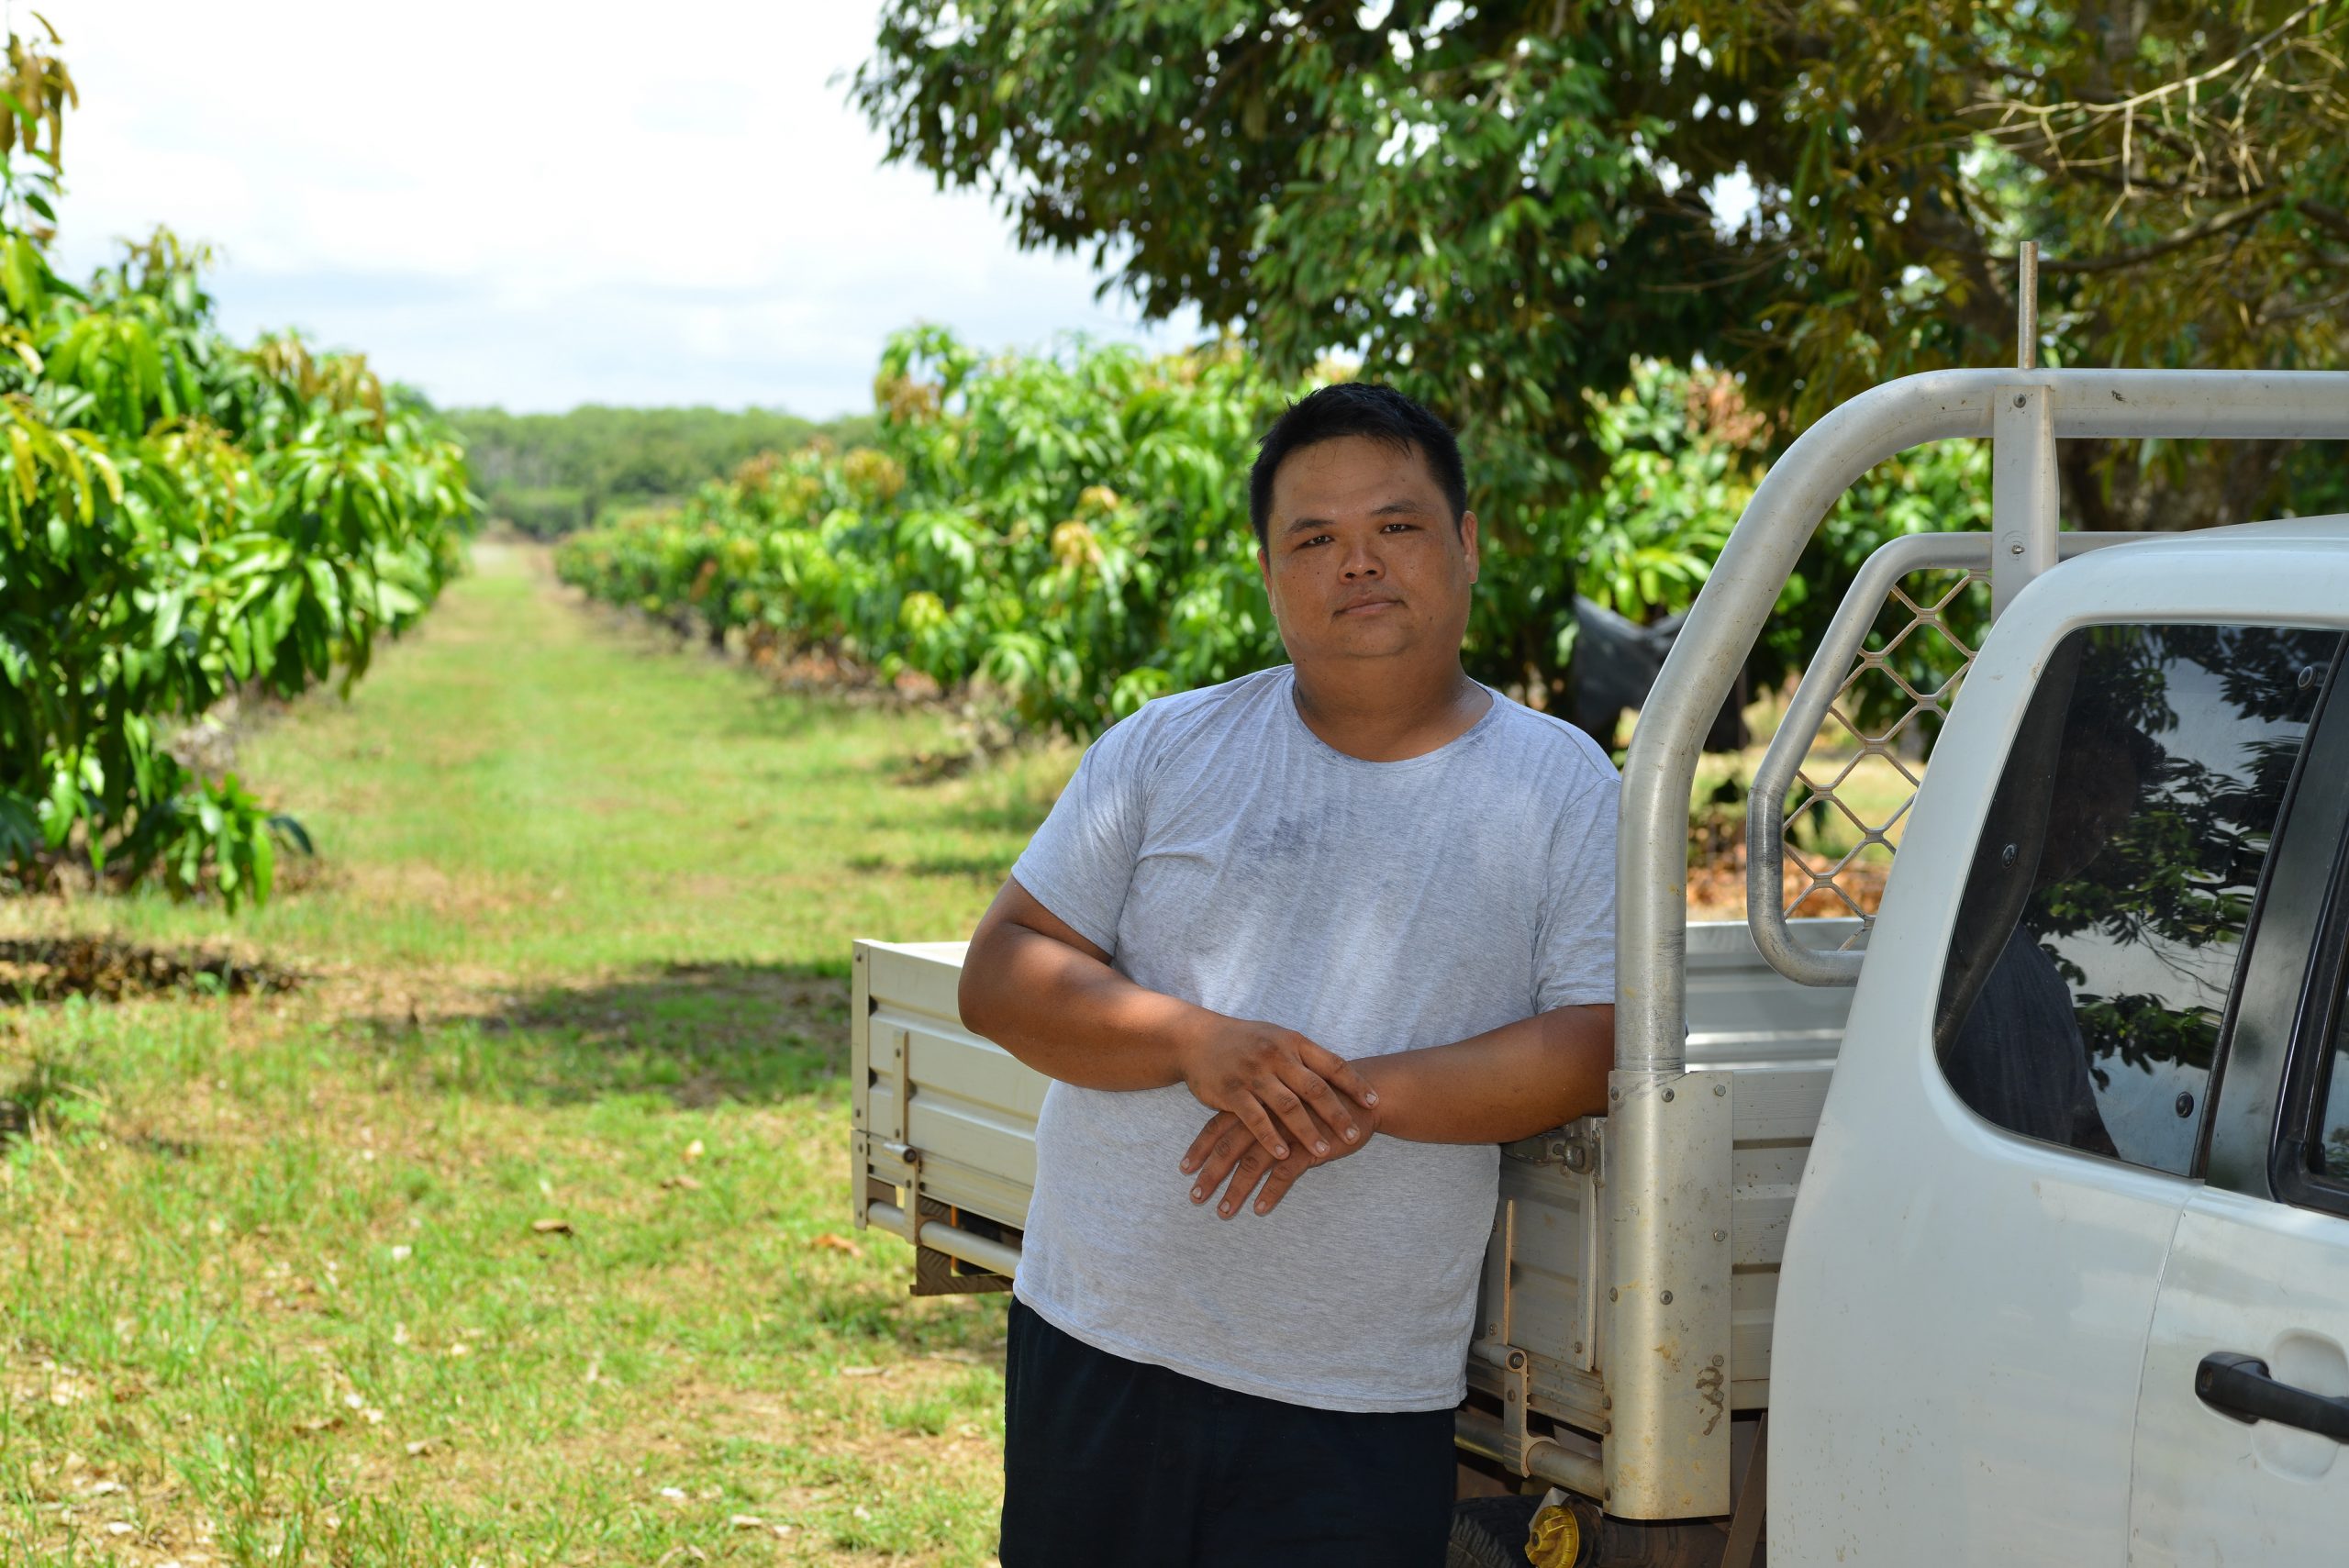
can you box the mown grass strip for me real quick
[0,542,1073,1566]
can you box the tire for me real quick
[1448,1495,1544,1568]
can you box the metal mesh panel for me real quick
[1779,566,1988,930]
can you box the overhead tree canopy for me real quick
[855,1,2347,550]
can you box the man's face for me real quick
[1256,435,1479,673]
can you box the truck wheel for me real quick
[1448,1495,1546,1567]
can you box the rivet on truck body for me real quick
[1661,1088,1675,1102]
[1661,1290,1674,1305]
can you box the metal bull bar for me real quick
[1605,366,2349,1519]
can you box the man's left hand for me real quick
[1179,1095,1378,1218]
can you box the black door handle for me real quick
[2195,1351,2349,1443]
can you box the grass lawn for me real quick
[0,542,1080,1566]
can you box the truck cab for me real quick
[851,366,2349,1562]
[1774,518,2349,1564]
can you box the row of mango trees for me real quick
[556,323,1987,743]
[0,24,472,905]
[562,328,1297,736]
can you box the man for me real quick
[959,384,1619,1566]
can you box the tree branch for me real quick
[2300,199,2349,245]
[2126,5,2326,112]
[1992,3,2326,122]
[1960,195,2285,274]
[2266,284,2349,323]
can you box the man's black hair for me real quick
[1247,383,1467,550]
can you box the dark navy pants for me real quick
[999,1298,1454,1567]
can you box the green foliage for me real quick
[558,327,1989,740]
[559,329,1293,736]
[0,22,472,906]
[856,0,2347,561]
[2286,435,2349,519]
[447,404,870,539]
[856,0,1736,705]
[484,481,590,538]
[1568,367,1747,621]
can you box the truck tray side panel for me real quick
[851,924,1853,1422]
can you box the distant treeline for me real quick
[446,405,878,538]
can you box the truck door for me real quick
[1775,603,2341,1566]
[2130,642,2349,1563]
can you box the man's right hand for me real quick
[1175,1018,1377,1162]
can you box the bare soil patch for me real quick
[0,935,302,1004]
[1685,840,1888,921]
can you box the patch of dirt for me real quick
[1686,841,1887,921]
[333,861,526,923]
[747,642,893,693]
[0,936,302,1003]
[302,957,520,1030]
[668,872,745,904]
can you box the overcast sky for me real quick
[35,1,1201,417]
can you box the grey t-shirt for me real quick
[1008,665,1619,1411]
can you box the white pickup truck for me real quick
[850,362,2349,1564]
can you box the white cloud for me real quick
[33,0,1201,415]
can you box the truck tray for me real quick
[851,922,1856,1477]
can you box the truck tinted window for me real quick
[1936,624,2337,1175]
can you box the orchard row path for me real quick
[0,539,1061,1566]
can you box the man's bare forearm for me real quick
[1355,1006,1614,1144]
[960,917,1205,1091]
[1179,1003,1616,1217]
[960,878,1380,1155]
